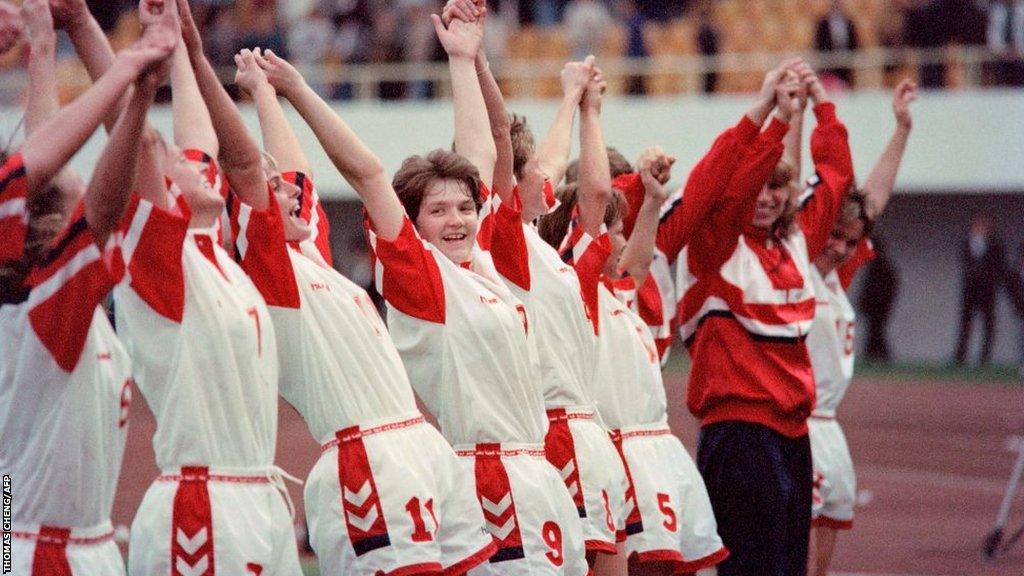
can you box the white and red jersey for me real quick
[807,239,874,417]
[0,201,132,528]
[611,173,677,365]
[562,231,668,430]
[806,268,855,418]
[672,105,853,438]
[113,179,279,470]
[0,153,28,265]
[231,177,418,443]
[481,188,597,410]
[368,207,547,447]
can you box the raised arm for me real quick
[537,57,593,186]
[798,67,854,258]
[236,48,310,175]
[52,0,126,131]
[618,150,670,286]
[177,0,266,209]
[257,49,405,240]
[576,68,612,238]
[432,14,496,188]
[23,0,57,135]
[18,32,170,196]
[474,48,514,200]
[781,60,810,182]
[87,61,165,246]
[171,38,218,155]
[861,79,916,221]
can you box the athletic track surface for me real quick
[108,372,1024,575]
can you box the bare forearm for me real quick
[86,82,154,245]
[577,107,611,236]
[451,56,496,186]
[252,85,309,174]
[25,31,59,135]
[288,84,403,238]
[20,56,140,194]
[619,200,659,286]
[537,92,581,185]
[66,14,124,131]
[133,128,170,208]
[477,56,513,199]
[862,126,910,220]
[171,42,218,154]
[782,110,803,179]
[188,48,265,207]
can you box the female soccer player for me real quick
[673,61,853,576]
[805,79,917,576]
[112,1,302,573]
[257,10,588,574]
[233,47,496,575]
[539,141,728,575]
[1,1,174,573]
[440,2,631,558]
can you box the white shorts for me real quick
[307,413,496,576]
[127,466,302,576]
[809,415,856,529]
[544,408,629,554]
[10,521,124,576]
[454,444,589,576]
[611,424,728,572]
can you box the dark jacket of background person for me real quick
[859,238,899,362]
[955,219,1007,365]
[815,7,859,86]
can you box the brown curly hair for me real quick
[564,147,633,185]
[393,149,483,222]
[0,183,66,306]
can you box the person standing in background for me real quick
[1006,241,1024,376]
[954,214,1007,366]
[986,0,1024,86]
[696,2,719,94]
[857,237,899,362]
[815,0,858,87]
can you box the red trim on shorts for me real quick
[382,561,444,576]
[454,446,546,458]
[12,528,115,546]
[442,539,498,576]
[30,526,72,576]
[171,465,216,576]
[157,472,271,484]
[631,549,684,564]
[676,546,730,572]
[585,539,618,554]
[812,516,853,530]
[809,414,835,421]
[319,415,426,453]
[617,428,673,441]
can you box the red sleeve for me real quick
[0,153,29,265]
[614,173,645,240]
[488,187,531,291]
[798,103,854,259]
[474,182,497,251]
[24,203,120,372]
[566,229,611,335]
[230,188,301,308]
[282,171,333,266]
[118,192,190,323]
[838,237,875,290]
[656,115,762,264]
[706,117,789,250]
[368,215,446,324]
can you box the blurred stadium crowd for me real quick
[2,0,1022,102]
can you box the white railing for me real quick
[0,46,1016,103]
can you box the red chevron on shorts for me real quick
[544,409,586,518]
[474,443,525,562]
[336,425,391,556]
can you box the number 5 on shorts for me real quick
[656,493,677,532]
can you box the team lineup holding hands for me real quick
[0,0,917,575]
